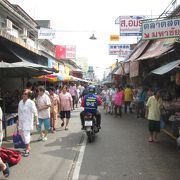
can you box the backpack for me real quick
[0,148,21,165]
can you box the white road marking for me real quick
[72,134,87,180]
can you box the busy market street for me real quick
[1,0,180,179]
[1,107,180,180]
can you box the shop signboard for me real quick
[56,45,76,59]
[142,18,180,40]
[119,16,146,36]
[38,28,56,39]
[48,59,59,71]
[110,35,120,41]
[56,45,66,59]
[109,44,131,58]
[66,45,76,59]
[65,66,70,75]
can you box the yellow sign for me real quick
[110,35,120,41]
[65,66,70,75]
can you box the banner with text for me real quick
[142,18,180,40]
[119,16,146,36]
[38,28,56,39]
[56,45,76,59]
[109,44,132,58]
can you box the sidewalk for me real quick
[0,107,83,180]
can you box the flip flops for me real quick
[23,150,30,157]
[3,163,10,177]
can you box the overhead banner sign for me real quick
[56,45,76,59]
[48,59,59,71]
[38,28,56,39]
[142,18,180,40]
[119,16,146,36]
[66,45,76,59]
[56,45,66,59]
[110,35,120,41]
[109,44,132,58]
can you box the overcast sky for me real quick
[9,0,176,78]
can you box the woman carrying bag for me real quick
[17,89,38,157]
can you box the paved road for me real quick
[79,109,180,180]
[1,107,180,180]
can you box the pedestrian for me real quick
[109,85,116,115]
[0,106,10,177]
[36,86,51,141]
[59,85,73,130]
[69,83,77,110]
[136,87,147,118]
[145,90,163,142]
[124,84,133,113]
[114,86,124,117]
[105,88,111,114]
[49,87,60,133]
[17,89,38,156]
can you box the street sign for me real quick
[119,16,146,36]
[110,35,120,41]
[142,17,180,40]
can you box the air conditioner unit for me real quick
[20,27,28,37]
[22,27,27,36]
[6,19,12,30]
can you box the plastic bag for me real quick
[13,131,26,149]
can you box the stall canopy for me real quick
[127,40,150,62]
[0,61,52,78]
[151,59,180,75]
[0,37,48,65]
[136,38,175,61]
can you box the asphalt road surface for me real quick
[1,107,180,180]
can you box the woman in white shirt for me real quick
[18,89,38,157]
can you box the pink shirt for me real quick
[59,92,73,111]
[114,91,124,106]
[69,86,77,96]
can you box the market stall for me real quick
[0,61,53,140]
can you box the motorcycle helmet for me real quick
[88,85,96,94]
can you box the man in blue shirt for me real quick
[80,85,102,130]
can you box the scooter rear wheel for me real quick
[87,131,93,143]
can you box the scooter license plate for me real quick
[85,121,93,126]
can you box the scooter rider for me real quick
[80,85,102,130]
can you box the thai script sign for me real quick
[110,35,120,41]
[56,45,76,59]
[66,45,76,59]
[109,44,131,58]
[119,16,146,36]
[142,18,180,40]
[38,28,56,39]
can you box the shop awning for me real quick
[151,59,180,75]
[136,38,175,61]
[114,61,130,75]
[127,40,150,62]
[0,61,52,78]
[0,37,48,65]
